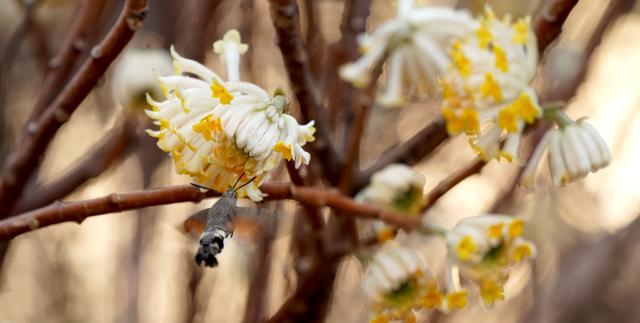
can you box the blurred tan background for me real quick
[1,0,640,322]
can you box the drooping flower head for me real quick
[362,246,456,323]
[445,214,536,307]
[339,0,475,107]
[356,164,426,241]
[145,30,315,201]
[521,117,611,186]
[111,48,173,112]
[439,7,541,162]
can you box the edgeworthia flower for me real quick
[521,118,611,186]
[111,48,173,111]
[145,30,315,201]
[440,7,541,162]
[362,246,447,323]
[445,214,536,307]
[339,0,475,107]
[356,164,426,241]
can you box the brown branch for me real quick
[0,0,149,217]
[174,0,221,62]
[268,0,341,184]
[11,119,135,214]
[356,119,449,191]
[28,0,107,118]
[0,183,421,241]
[423,158,486,210]
[533,0,579,53]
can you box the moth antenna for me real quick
[234,177,257,193]
[191,183,214,191]
[231,173,245,189]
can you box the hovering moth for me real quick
[183,176,257,268]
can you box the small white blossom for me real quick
[445,214,536,307]
[521,118,611,186]
[339,0,475,107]
[356,164,426,242]
[362,246,444,323]
[111,48,172,111]
[145,30,315,201]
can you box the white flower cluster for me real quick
[340,2,610,186]
[145,30,315,201]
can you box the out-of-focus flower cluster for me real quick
[340,0,611,187]
[144,30,315,201]
[357,165,537,321]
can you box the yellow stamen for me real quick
[479,279,504,306]
[456,236,477,261]
[273,141,293,160]
[370,314,389,323]
[403,312,416,323]
[476,24,493,49]
[480,73,503,102]
[440,79,457,100]
[508,219,525,238]
[376,228,396,242]
[451,41,471,77]
[192,115,222,141]
[442,107,463,135]
[497,106,518,133]
[175,88,190,113]
[493,44,508,72]
[210,80,233,105]
[512,18,530,44]
[513,243,533,262]
[445,290,468,309]
[512,92,540,123]
[461,108,479,135]
[423,281,443,308]
[488,223,504,240]
[173,60,181,75]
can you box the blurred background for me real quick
[1,0,640,322]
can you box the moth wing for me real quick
[183,208,209,235]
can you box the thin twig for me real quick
[0,183,422,241]
[423,158,487,210]
[533,0,580,53]
[11,119,136,214]
[0,0,149,217]
[28,0,107,118]
[356,119,448,191]
[268,0,341,183]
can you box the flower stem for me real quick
[542,105,574,128]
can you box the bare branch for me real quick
[268,0,341,183]
[423,158,486,210]
[0,183,422,241]
[11,119,135,214]
[28,0,107,118]
[533,0,579,53]
[0,0,149,216]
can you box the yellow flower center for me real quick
[376,228,396,242]
[456,236,477,260]
[451,41,471,77]
[498,106,518,133]
[493,44,509,72]
[488,223,504,240]
[480,73,503,102]
[512,243,533,262]
[508,219,525,238]
[442,107,479,136]
[512,18,530,45]
[423,280,443,308]
[273,141,293,161]
[476,24,493,49]
[479,278,505,306]
[512,92,540,124]
[445,290,468,309]
[192,115,222,141]
[210,80,234,105]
